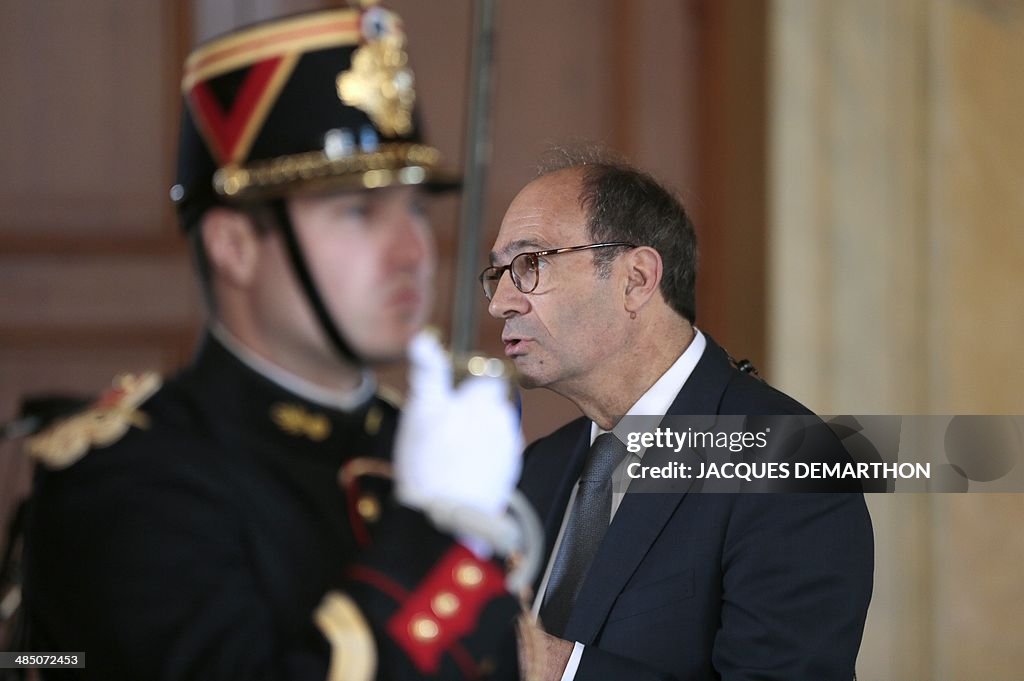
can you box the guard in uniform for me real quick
[22,5,525,680]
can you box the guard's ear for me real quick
[200,207,262,287]
[622,246,663,314]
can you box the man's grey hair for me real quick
[533,144,699,323]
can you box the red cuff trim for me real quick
[386,545,506,674]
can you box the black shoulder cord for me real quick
[266,199,363,367]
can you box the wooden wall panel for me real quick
[0,0,191,561]
[695,0,768,368]
[0,255,196,329]
[0,0,181,243]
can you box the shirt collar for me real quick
[210,322,377,413]
[591,328,707,453]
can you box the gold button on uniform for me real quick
[410,615,440,641]
[431,591,460,618]
[356,495,381,522]
[364,406,383,436]
[454,562,484,588]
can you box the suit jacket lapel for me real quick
[661,333,736,418]
[562,334,737,643]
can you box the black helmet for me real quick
[172,4,457,231]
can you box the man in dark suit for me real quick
[481,153,874,680]
[21,7,524,680]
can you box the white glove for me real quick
[394,331,524,522]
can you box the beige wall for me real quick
[770,0,1024,677]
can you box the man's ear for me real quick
[200,207,261,287]
[622,246,663,313]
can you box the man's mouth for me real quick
[387,287,423,309]
[502,334,532,356]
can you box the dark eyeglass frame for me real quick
[479,242,636,300]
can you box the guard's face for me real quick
[253,185,435,367]
[487,170,626,394]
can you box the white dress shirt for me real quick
[532,330,707,681]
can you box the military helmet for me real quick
[172,3,457,229]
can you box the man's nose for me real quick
[389,210,430,265]
[487,271,529,319]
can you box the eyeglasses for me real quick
[479,242,635,301]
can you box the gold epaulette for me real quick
[25,372,162,470]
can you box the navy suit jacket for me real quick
[520,336,874,680]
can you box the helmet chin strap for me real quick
[265,199,363,368]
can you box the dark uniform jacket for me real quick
[520,335,874,680]
[24,334,520,680]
